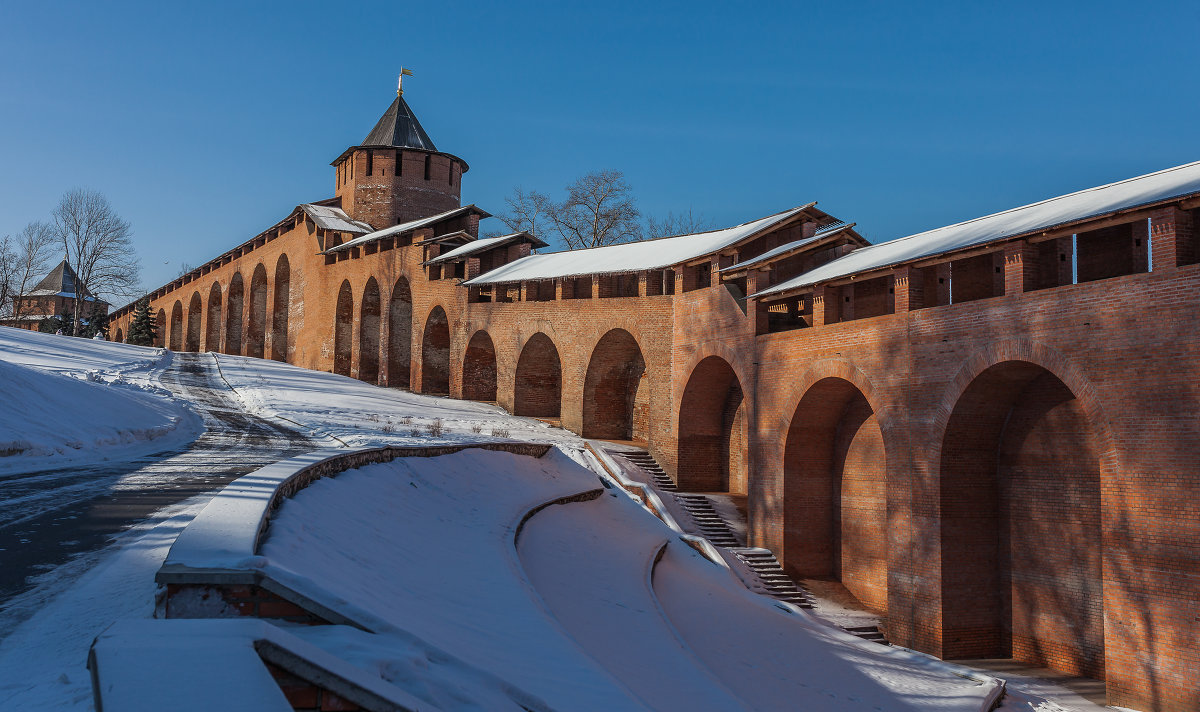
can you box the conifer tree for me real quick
[127,298,156,346]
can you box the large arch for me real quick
[169,300,184,351]
[270,255,289,362]
[387,277,412,388]
[226,272,244,355]
[185,292,202,352]
[461,330,497,401]
[246,263,268,359]
[514,333,562,418]
[582,329,646,440]
[206,283,222,352]
[114,327,123,343]
[420,305,450,395]
[359,277,381,384]
[155,309,166,348]
[333,280,353,377]
[677,355,747,493]
[939,360,1103,679]
[782,376,887,615]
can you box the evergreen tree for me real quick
[127,298,156,346]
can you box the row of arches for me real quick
[331,276,412,388]
[156,256,291,361]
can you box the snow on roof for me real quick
[300,204,373,235]
[464,205,816,285]
[755,159,1200,299]
[423,232,549,265]
[325,204,489,254]
[722,222,858,273]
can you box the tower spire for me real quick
[397,67,414,96]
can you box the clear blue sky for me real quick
[3,1,1198,299]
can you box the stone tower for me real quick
[332,91,469,228]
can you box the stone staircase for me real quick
[611,446,889,646]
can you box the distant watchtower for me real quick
[332,81,469,228]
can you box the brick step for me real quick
[616,450,677,491]
[843,625,889,645]
[727,547,817,610]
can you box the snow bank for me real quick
[0,328,201,473]
[211,352,584,450]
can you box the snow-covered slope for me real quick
[0,327,200,474]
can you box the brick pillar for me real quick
[841,283,855,321]
[466,257,481,280]
[935,263,952,306]
[1150,207,1194,270]
[519,282,530,301]
[465,213,480,238]
[674,270,685,294]
[590,275,600,299]
[747,269,769,334]
[893,265,924,312]
[812,285,839,327]
[637,271,648,297]
[1131,219,1149,274]
[1003,239,1039,295]
[991,252,1006,296]
[555,278,565,300]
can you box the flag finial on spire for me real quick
[398,67,414,96]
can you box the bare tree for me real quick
[645,208,712,240]
[52,189,140,334]
[545,170,641,249]
[494,187,554,237]
[176,263,195,279]
[0,222,55,319]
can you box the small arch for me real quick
[185,292,202,352]
[359,277,381,384]
[582,329,646,440]
[420,305,450,394]
[271,255,290,361]
[246,263,268,359]
[226,272,244,355]
[783,376,887,615]
[206,282,222,352]
[387,277,412,388]
[169,300,184,351]
[514,333,562,418]
[155,309,166,348]
[115,327,123,343]
[462,330,497,402]
[677,356,747,493]
[939,360,1103,679]
[333,280,353,376]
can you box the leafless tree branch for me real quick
[52,189,140,333]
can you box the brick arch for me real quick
[155,308,166,348]
[185,292,202,352]
[359,277,381,384]
[514,332,562,418]
[225,272,244,355]
[582,328,646,440]
[270,254,290,362]
[386,276,412,388]
[114,327,123,343]
[169,300,183,351]
[246,263,268,359]
[677,355,748,493]
[333,280,353,377]
[420,304,450,395]
[934,343,1109,680]
[462,330,497,402]
[206,282,222,352]
[782,371,889,615]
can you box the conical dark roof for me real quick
[361,95,437,151]
[30,259,92,298]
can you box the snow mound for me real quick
[0,357,185,463]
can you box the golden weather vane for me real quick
[398,67,414,96]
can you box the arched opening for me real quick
[246,263,268,359]
[387,277,412,388]
[185,292,202,352]
[169,300,183,351]
[420,305,450,395]
[359,278,381,384]
[115,327,123,343]
[333,280,353,377]
[270,255,289,362]
[783,377,887,614]
[514,333,562,418]
[582,329,646,440]
[155,309,166,348]
[939,361,1102,679]
[206,283,222,352]
[677,356,747,493]
[225,272,244,355]
[462,330,497,401]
